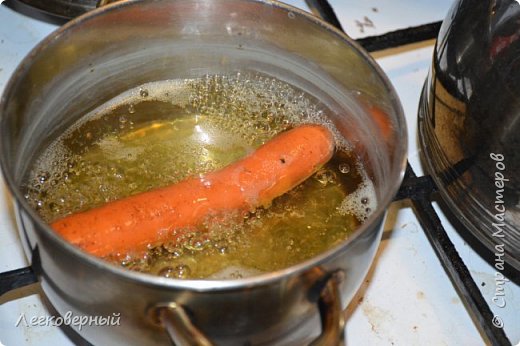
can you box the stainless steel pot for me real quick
[0,0,407,344]
[419,0,520,272]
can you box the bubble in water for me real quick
[139,89,149,97]
[159,264,191,279]
[128,104,135,114]
[184,236,209,251]
[361,197,369,205]
[339,163,350,174]
[38,172,50,184]
[163,242,184,257]
[315,169,335,186]
[49,202,59,213]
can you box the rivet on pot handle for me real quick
[147,302,214,346]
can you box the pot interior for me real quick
[0,0,406,278]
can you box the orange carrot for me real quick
[369,106,393,143]
[51,124,335,258]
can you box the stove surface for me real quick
[0,1,519,345]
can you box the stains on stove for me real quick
[355,16,375,33]
[361,300,396,342]
[401,222,419,233]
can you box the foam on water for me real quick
[338,164,377,221]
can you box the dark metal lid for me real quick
[419,0,520,271]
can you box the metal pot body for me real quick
[0,0,407,344]
[16,200,385,345]
[419,0,520,271]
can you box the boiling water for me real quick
[24,73,377,279]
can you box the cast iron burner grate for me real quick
[0,1,514,345]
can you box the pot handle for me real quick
[148,302,214,346]
[309,271,346,346]
[147,272,345,346]
[0,267,38,296]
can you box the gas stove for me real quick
[0,0,519,345]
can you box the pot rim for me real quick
[0,0,408,291]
